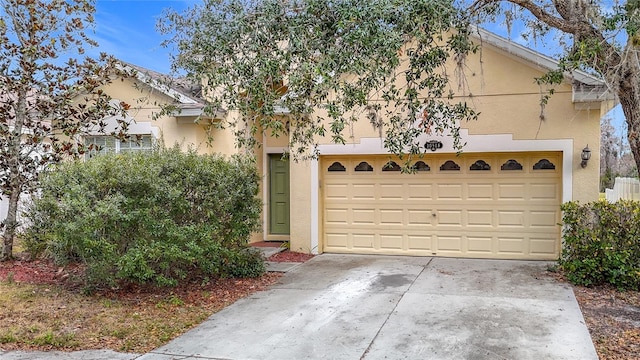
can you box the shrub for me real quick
[21,147,264,288]
[223,247,266,278]
[560,200,640,290]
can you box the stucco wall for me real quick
[291,40,601,199]
[280,39,603,253]
[101,79,219,154]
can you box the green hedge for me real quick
[21,147,264,288]
[560,201,640,290]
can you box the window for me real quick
[382,161,401,172]
[470,160,491,171]
[328,162,346,172]
[533,159,556,170]
[85,135,153,159]
[354,161,373,172]
[501,159,523,170]
[413,161,430,171]
[439,160,460,171]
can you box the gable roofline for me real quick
[117,61,199,105]
[115,61,226,120]
[473,28,604,87]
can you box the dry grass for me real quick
[0,266,281,353]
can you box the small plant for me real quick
[31,331,77,347]
[110,328,130,339]
[120,339,136,352]
[27,325,40,334]
[4,271,14,284]
[0,331,17,344]
[156,294,185,309]
[224,247,266,278]
[101,299,116,308]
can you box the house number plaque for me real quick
[424,140,443,152]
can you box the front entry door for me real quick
[269,154,290,235]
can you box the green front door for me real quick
[269,154,290,235]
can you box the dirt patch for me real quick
[268,250,314,263]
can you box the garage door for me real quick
[321,152,562,260]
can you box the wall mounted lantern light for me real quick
[581,145,591,168]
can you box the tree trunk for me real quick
[619,80,640,179]
[1,190,20,261]
[1,90,27,261]
[0,153,21,260]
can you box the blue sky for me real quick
[93,0,194,74]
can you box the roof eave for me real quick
[173,105,227,120]
[473,28,607,88]
[116,62,200,105]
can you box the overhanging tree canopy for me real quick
[159,0,479,161]
[469,0,640,177]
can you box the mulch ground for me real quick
[267,250,315,262]
[0,258,85,286]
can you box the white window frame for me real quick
[84,134,154,159]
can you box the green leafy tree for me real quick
[159,0,479,162]
[0,0,130,260]
[469,0,640,177]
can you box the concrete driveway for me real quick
[138,254,597,360]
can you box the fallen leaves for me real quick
[573,285,640,360]
[0,258,281,353]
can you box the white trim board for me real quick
[310,131,575,253]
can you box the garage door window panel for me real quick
[413,161,430,171]
[440,160,460,171]
[501,159,524,171]
[328,162,346,172]
[382,161,401,171]
[470,160,491,171]
[533,159,556,170]
[355,162,374,172]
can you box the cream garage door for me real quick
[321,153,562,260]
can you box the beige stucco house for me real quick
[104,29,612,261]
[87,62,233,158]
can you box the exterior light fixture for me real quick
[581,145,591,168]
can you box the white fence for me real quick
[605,177,640,202]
